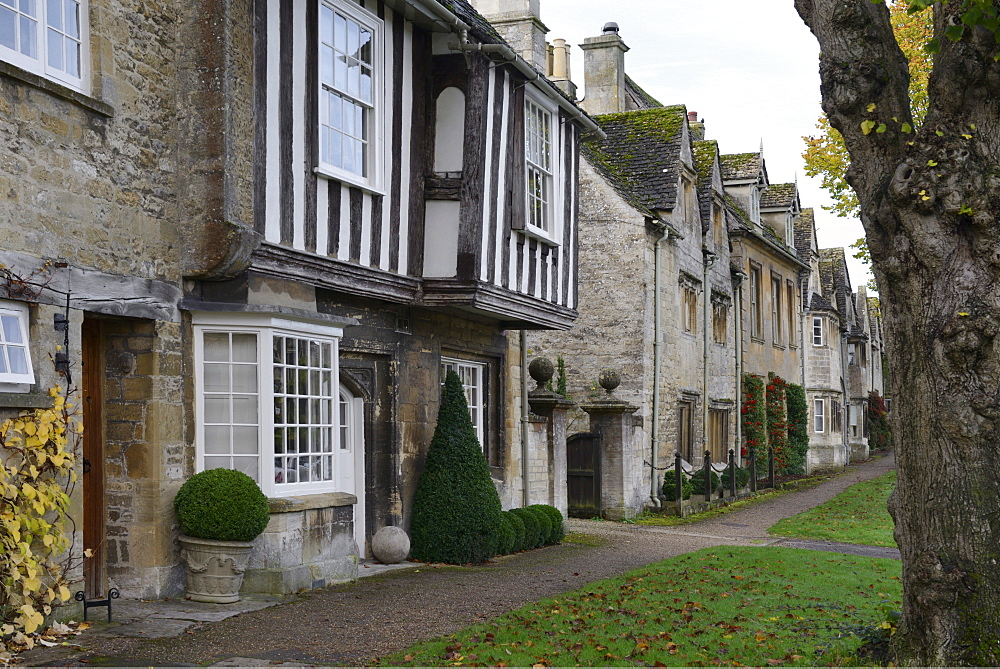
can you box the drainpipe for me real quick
[840,329,850,466]
[649,221,676,507]
[520,329,531,506]
[733,270,746,464]
[701,249,718,463]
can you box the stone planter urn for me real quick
[178,535,256,604]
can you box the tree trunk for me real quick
[794,0,1000,664]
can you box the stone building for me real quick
[525,22,741,519]
[2,0,594,602]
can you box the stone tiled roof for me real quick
[445,0,505,43]
[720,152,761,181]
[810,291,836,312]
[693,140,719,230]
[820,247,853,319]
[585,105,687,212]
[794,208,815,260]
[724,194,752,232]
[581,143,656,219]
[867,297,882,339]
[624,74,663,110]
[760,182,797,209]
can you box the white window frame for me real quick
[749,263,763,339]
[814,398,825,433]
[0,0,88,92]
[193,312,344,497]
[315,0,385,192]
[847,342,857,365]
[812,316,824,346]
[440,357,486,451]
[523,86,562,244]
[0,300,34,387]
[849,401,859,438]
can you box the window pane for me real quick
[347,18,358,57]
[285,366,296,394]
[273,365,283,394]
[285,337,296,364]
[204,396,230,423]
[232,394,258,424]
[0,351,8,374]
[204,333,229,362]
[19,0,34,15]
[358,28,371,64]
[233,426,259,454]
[204,426,230,454]
[1,315,21,343]
[0,9,16,50]
[64,0,77,37]
[232,363,258,393]
[343,99,355,135]
[64,37,77,76]
[204,364,230,392]
[7,346,26,374]
[45,0,58,28]
[334,12,345,52]
[360,65,371,104]
[232,333,257,362]
[309,341,321,367]
[320,5,332,43]
[232,456,258,482]
[348,56,359,97]
[204,456,230,471]
[334,50,346,90]
[320,44,334,85]
[19,14,35,56]
[46,27,61,69]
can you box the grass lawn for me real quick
[378,546,901,667]
[769,471,897,547]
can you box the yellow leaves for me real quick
[918,189,931,201]
[901,122,912,133]
[861,120,877,135]
[1,386,82,639]
[927,159,938,166]
[961,133,973,140]
[866,103,877,112]
[958,312,971,317]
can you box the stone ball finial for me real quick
[598,369,621,395]
[371,526,410,564]
[528,357,554,390]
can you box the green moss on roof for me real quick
[693,140,719,181]
[761,182,797,208]
[720,152,761,181]
[584,105,688,211]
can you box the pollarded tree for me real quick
[794,0,1000,664]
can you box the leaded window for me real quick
[0,0,84,88]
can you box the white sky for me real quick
[540,0,874,290]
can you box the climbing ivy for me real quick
[741,373,767,469]
[785,383,810,475]
[1,386,82,650]
[868,391,893,452]
[766,375,792,475]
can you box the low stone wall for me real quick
[242,493,359,594]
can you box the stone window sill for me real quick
[267,492,357,514]
[0,61,113,118]
[0,390,54,409]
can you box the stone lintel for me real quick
[267,492,357,514]
[581,400,638,415]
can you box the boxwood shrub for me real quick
[410,371,504,564]
[721,464,750,490]
[173,468,270,542]
[662,473,694,501]
[510,507,540,550]
[526,506,552,546]
[497,512,516,555]
[690,469,721,496]
[503,510,525,552]
[530,505,564,543]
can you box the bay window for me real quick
[194,313,344,497]
[525,90,558,239]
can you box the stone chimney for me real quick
[468,0,549,73]
[548,38,577,99]
[580,22,629,116]
[688,111,705,141]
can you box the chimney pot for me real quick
[602,22,619,34]
[688,111,698,122]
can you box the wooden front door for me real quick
[567,432,601,518]
[82,319,105,599]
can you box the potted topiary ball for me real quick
[174,468,270,603]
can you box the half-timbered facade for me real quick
[180,0,597,593]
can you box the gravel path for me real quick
[24,452,895,667]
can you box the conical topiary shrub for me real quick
[410,370,504,564]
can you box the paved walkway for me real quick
[21,452,896,667]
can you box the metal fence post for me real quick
[703,451,712,500]
[675,451,683,512]
[768,446,776,489]
[728,449,736,498]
